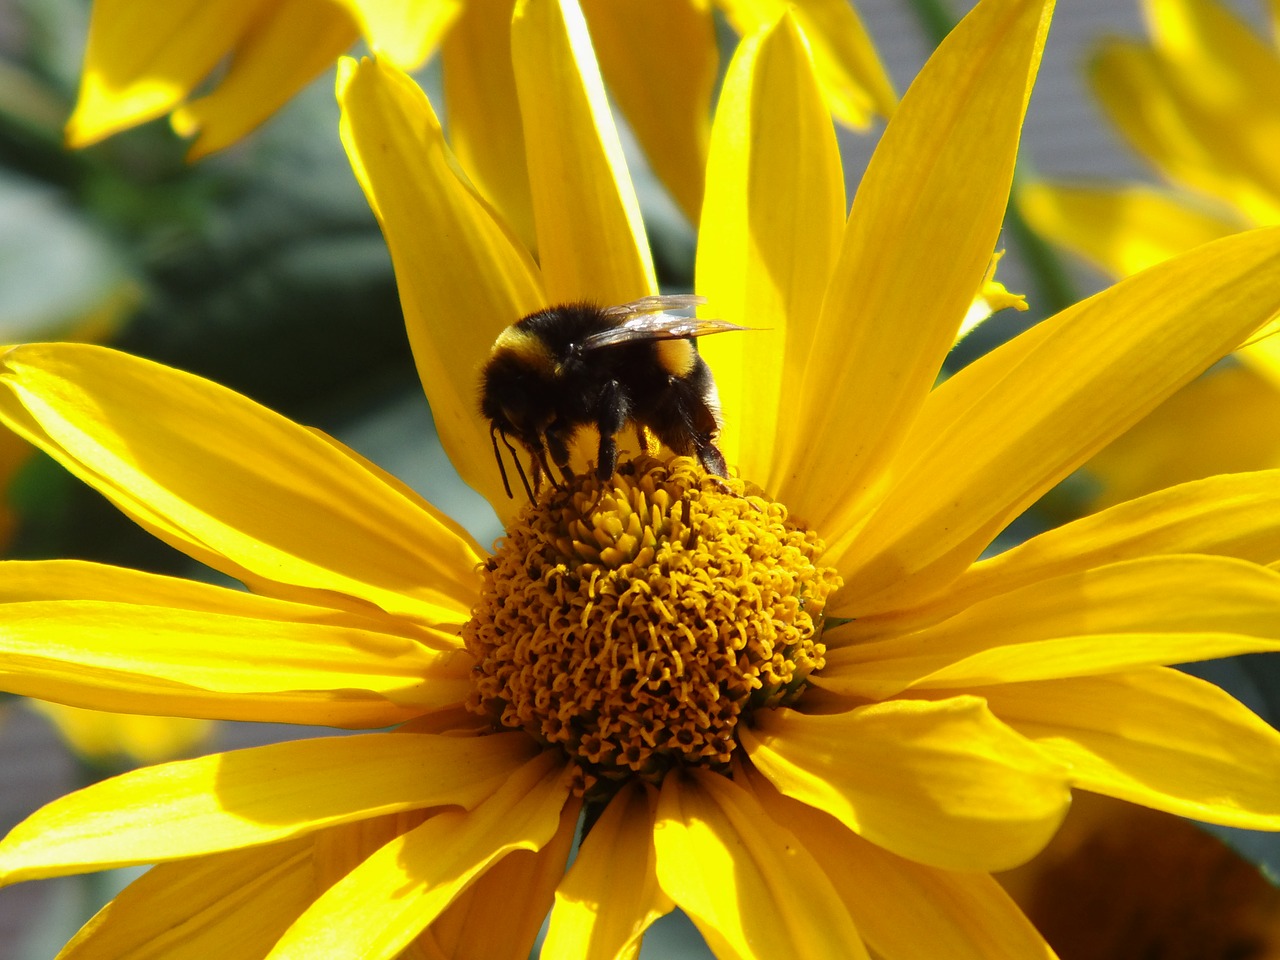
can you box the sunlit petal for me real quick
[512,0,656,304]
[747,769,1055,960]
[784,0,1051,530]
[58,839,318,960]
[653,768,865,959]
[742,699,1070,871]
[338,55,544,517]
[544,783,672,960]
[266,750,569,960]
[0,733,536,884]
[696,12,843,484]
[984,668,1280,829]
[0,343,481,624]
[833,226,1280,615]
[346,0,462,67]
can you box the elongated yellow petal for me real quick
[834,226,1280,615]
[337,56,544,517]
[544,783,672,960]
[0,733,536,884]
[0,343,481,624]
[582,0,716,220]
[784,0,1052,530]
[1019,181,1241,277]
[742,698,1070,871]
[821,556,1280,698]
[719,0,897,126]
[65,0,261,147]
[426,795,581,958]
[512,0,655,304]
[174,0,357,158]
[984,668,1280,829]
[266,750,569,960]
[835,470,1280,639]
[345,0,460,66]
[695,12,844,484]
[747,769,1054,960]
[58,839,316,960]
[653,768,865,960]
[441,0,535,251]
[0,599,469,726]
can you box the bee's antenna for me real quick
[499,429,536,502]
[490,424,514,499]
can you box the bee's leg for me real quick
[595,380,630,481]
[633,423,655,457]
[545,427,574,488]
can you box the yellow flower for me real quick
[3,0,1280,955]
[67,0,895,226]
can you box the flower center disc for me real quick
[464,456,840,797]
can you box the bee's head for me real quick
[479,329,558,500]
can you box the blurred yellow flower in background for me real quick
[1020,0,1280,503]
[67,0,895,230]
[2,0,1279,955]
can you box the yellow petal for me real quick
[0,597,469,727]
[58,838,316,960]
[174,0,358,158]
[742,698,1070,871]
[426,795,581,958]
[65,0,262,147]
[719,0,897,126]
[1019,180,1241,277]
[821,556,1280,698]
[0,343,481,624]
[28,700,212,766]
[441,0,536,251]
[511,0,656,304]
[337,55,544,517]
[836,469,1280,640]
[1084,363,1280,509]
[345,0,462,67]
[783,0,1052,530]
[834,226,1280,616]
[1091,36,1280,221]
[653,768,865,960]
[695,12,844,484]
[747,769,1054,960]
[266,750,569,960]
[543,783,672,960]
[1142,0,1280,220]
[583,0,716,220]
[984,667,1280,829]
[0,732,536,884]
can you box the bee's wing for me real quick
[581,315,749,349]
[600,294,707,319]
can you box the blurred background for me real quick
[0,0,1277,956]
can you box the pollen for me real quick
[463,455,841,797]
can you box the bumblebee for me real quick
[480,294,745,499]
